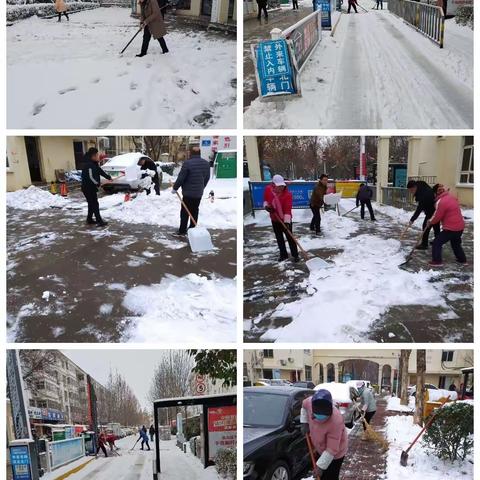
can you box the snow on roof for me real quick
[105,152,150,167]
[314,382,352,403]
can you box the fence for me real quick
[381,187,415,209]
[46,437,86,471]
[388,0,445,48]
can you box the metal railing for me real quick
[388,0,445,48]
[46,437,86,471]
[381,187,415,209]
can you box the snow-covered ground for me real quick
[244,2,473,128]
[244,198,473,342]
[7,8,236,128]
[386,395,415,413]
[41,436,222,480]
[384,415,473,480]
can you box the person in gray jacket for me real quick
[172,146,210,235]
[358,381,376,435]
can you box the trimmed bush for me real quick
[214,448,236,479]
[423,402,473,462]
[455,6,474,29]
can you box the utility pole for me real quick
[359,136,366,181]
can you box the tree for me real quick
[399,349,412,406]
[130,136,168,162]
[414,350,426,427]
[188,350,237,387]
[19,350,58,395]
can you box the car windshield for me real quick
[244,392,289,428]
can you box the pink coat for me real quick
[302,396,348,459]
[430,192,465,232]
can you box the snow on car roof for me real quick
[104,152,150,167]
[314,382,353,403]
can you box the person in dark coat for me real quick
[138,157,160,195]
[149,425,155,442]
[172,146,210,235]
[97,431,108,457]
[140,426,150,450]
[137,0,168,57]
[348,0,358,13]
[257,0,268,20]
[356,183,376,221]
[375,0,383,9]
[310,174,328,234]
[292,0,298,9]
[407,180,440,249]
[158,0,167,18]
[81,147,112,227]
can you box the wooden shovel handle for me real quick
[305,433,321,480]
[170,181,197,226]
[399,223,411,241]
[272,211,309,260]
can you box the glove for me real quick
[148,170,156,178]
[265,205,273,213]
[301,423,309,435]
[409,219,414,225]
[141,173,148,179]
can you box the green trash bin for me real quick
[215,151,237,179]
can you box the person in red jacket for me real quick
[106,431,117,451]
[348,0,358,13]
[97,431,108,457]
[427,184,467,267]
[263,175,299,262]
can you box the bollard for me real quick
[50,182,58,195]
[270,28,282,40]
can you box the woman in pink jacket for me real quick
[301,389,348,480]
[428,184,467,267]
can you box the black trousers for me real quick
[82,187,103,223]
[180,196,201,234]
[98,444,108,457]
[57,12,69,21]
[141,438,150,450]
[321,456,344,480]
[363,410,376,430]
[348,2,357,12]
[421,214,440,247]
[257,5,268,19]
[432,230,466,263]
[292,0,298,8]
[141,25,168,54]
[310,205,321,233]
[376,0,383,8]
[272,221,299,259]
[360,200,375,220]
[146,176,160,195]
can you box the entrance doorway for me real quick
[73,141,85,170]
[24,137,42,183]
[201,0,212,16]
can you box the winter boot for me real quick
[428,261,443,268]
[415,244,429,250]
[278,255,288,262]
[96,221,108,227]
[86,219,97,225]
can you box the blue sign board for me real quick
[314,0,332,29]
[10,445,32,480]
[201,139,211,147]
[249,181,317,210]
[393,166,407,188]
[256,40,295,97]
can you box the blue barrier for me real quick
[249,181,318,211]
[49,437,85,470]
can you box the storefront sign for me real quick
[249,181,318,210]
[10,445,32,480]
[28,407,64,422]
[207,406,237,460]
[256,39,296,97]
[314,0,332,29]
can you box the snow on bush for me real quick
[455,6,473,29]
[214,448,236,479]
[7,185,69,210]
[7,2,99,22]
[423,402,473,462]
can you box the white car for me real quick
[408,384,438,397]
[101,152,162,193]
[314,382,361,428]
[347,380,373,391]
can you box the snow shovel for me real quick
[130,437,141,451]
[272,212,331,271]
[172,185,214,252]
[400,228,428,267]
[342,205,359,217]
[399,223,412,241]
[120,27,143,55]
[305,434,321,480]
[400,412,438,466]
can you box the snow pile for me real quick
[7,186,70,210]
[7,8,236,128]
[314,383,352,404]
[104,180,237,229]
[386,396,414,413]
[122,273,236,342]
[258,211,448,342]
[427,389,458,402]
[384,415,473,479]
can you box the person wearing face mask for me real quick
[300,389,348,480]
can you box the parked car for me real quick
[254,378,292,387]
[314,382,361,429]
[408,384,438,397]
[347,380,373,391]
[244,386,314,480]
[292,381,316,389]
[101,152,163,193]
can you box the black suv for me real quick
[244,386,314,480]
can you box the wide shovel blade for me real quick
[187,227,214,252]
[306,257,331,271]
[400,450,409,467]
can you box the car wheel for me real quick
[264,460,290,480]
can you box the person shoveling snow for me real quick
[356,183,376,221]
[309,174,328,235]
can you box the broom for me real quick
[358,408,389,451]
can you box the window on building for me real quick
[459,137,474,184]
[305,365,312,381]
[442,351,454,362]
[438,376,446,389]
[243,363,248,377]
[263,350,274,358]
[176,0,191,10]
[35,381,46,390]
[263,369,273,379]
[37,401,47,408]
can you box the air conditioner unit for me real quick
[288,358,294,363]
[280,360,287,366]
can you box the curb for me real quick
[52,457,95,480]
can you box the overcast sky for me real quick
[62,350,169,409]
